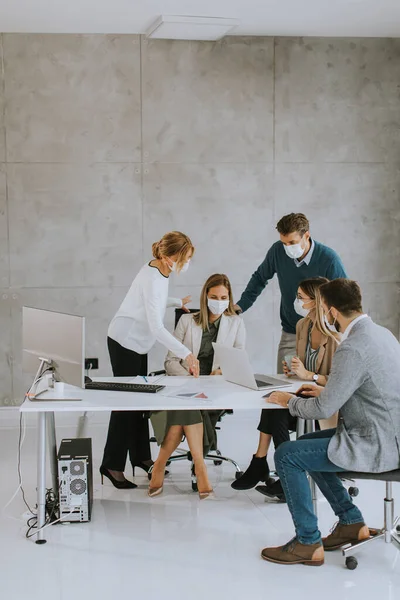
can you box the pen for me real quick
[142,376,148,383]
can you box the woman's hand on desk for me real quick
[296,383,324,398]
[181,295,192,313]
[186,353,200,378]
[266,391,294,408]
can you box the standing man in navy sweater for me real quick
[232,213,347,492]
[236,213,347,370]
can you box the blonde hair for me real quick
[298,277,340,342]
[193,274,236,330]
[152,231,194,271]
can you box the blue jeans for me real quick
[275,429,364,545]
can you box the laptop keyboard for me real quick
[255,379,272,388]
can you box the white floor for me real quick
[1,411,400,600]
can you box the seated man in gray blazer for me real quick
[260,278,400,567]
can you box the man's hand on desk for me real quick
[296,383,324,398]
[266,391,294,408]
[267,383,324,407]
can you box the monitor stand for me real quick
[26,357,54,400]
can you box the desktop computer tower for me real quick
[58,438,93,523]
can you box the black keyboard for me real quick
[85,381,165,394]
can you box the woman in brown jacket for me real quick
[232,277,340,500]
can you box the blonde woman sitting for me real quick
[149,274,245,500]
[232,276,340,501]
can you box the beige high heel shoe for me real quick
[198,489,215,500]
[148,485,164,498]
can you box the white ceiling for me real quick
[1,0,400,37]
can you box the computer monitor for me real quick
[22,307,85,394]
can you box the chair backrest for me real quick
[174,308,199,328]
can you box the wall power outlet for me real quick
[85,358,99,370]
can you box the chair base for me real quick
[341,489,400,569]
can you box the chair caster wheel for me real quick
[192,481,198,492]
[348,487,359,497]
[213,450,222,466]
[235,471,244,480]
[345,556,358,570]
[396,524,400,534]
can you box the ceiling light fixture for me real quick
[145,15,239,41]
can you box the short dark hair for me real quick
[319,279,363,317]
[276,213,310,236]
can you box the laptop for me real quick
[212,344,292,391]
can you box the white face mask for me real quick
[293,298,310,318]
[324,308,340,334]
[208,299,229,316]
[284,240,305,260]
[180,260,190,273]
[169,259,190,273]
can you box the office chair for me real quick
[148,307,243,491]
[337,469,400,569]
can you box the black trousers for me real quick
[101,337,151,471]
[258,409,320,450]
[257,409,298,450]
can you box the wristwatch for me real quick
[312,373,319,382]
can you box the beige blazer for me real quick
[296,316,338,429]
[165,313,246,376]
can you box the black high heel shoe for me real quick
[132,461,169,476]
[100,466,137,489]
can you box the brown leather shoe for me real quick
[261,538,324,566]
[323,522,370,551]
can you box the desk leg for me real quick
[46,412,58,495]
[36,412,47,544]
[305,420,318,516]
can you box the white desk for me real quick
[20,375,309,544]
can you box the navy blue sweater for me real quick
[237,240,347,334]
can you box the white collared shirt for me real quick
[341,314,368,342]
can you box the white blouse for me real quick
[108,263,190,359]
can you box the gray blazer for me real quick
[288,317,400,472]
